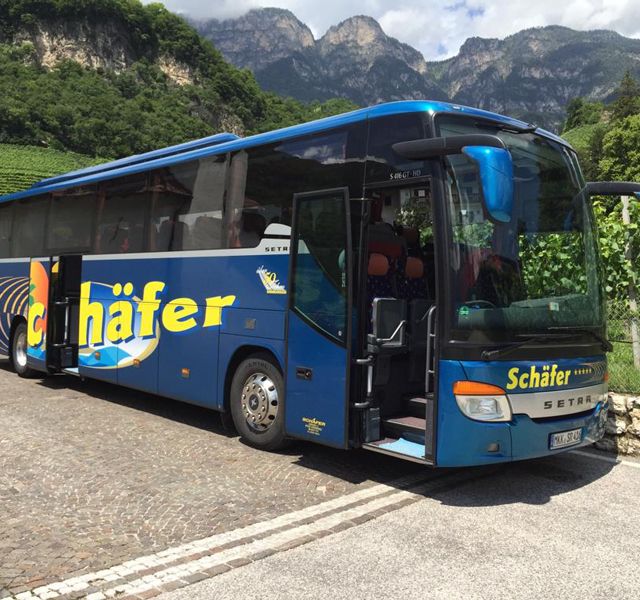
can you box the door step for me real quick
[407,397,427,418]
[383,415,426,444]
[362,437,431,464]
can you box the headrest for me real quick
[405,257,424,279]
[368,253,389,277]
[402,227,419,245]
[369,240,402,259]
[243,212,266,233]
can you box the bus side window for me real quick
[97,176,149,254]
[48,186,97,253]
[0,204,12,258]
[150,156,226,252]
[12,196,48,258]
[366,113,427,184]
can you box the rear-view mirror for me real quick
[462,146,514,223]
[392,134,515,223]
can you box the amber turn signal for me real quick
[453,381,506,396]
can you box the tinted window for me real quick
[0,204,12,258]
[227,125,366,249]
[12,196,48,258]
[366,113,427,183]
[150,156,226,252]
[48,186,97,252]
[227,149,285,249]
[97,176,149,254]
[292,191,348,343]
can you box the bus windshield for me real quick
[437,116,605,345]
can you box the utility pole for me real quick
[622,196,640,368]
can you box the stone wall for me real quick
[595,393,640,455]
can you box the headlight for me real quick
[454,381,512,422]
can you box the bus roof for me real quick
[0,100,569,205]
[31,132,240,189]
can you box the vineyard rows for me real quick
[0,144,103,195]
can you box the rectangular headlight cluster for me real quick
[454,381,512,422]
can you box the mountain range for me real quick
[194,8,640,130]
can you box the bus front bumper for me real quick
[436,400,608,467]
[510,400,608,460]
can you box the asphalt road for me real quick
[161,450,640,600]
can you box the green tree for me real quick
[600,114,640,181]
[612,71,640,121]
[562,98,604,133]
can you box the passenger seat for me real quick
[399,257,430,382]
[368,253,395,302]
[398,256,428,301]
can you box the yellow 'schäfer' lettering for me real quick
[138,281,165,337]
[204,295,236,327]
[506,367,519,391]
[107,301,134,343]
[27,302,46,348]
[162,298,199,333]
[79,282,104,347]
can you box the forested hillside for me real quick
[0,0,356,160]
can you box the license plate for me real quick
[550,428,582,450]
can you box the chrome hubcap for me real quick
[241,372,279,432]
[15,330,27,368]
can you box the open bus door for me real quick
[27,254,82,373]
[284,188,353,448]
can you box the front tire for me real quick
[229,354,288,451]
[10,321,38,378]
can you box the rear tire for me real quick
[229,353,288,451]
[10,321,39,378]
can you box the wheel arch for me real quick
[8,315,27,363]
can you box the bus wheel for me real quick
[230,354,288,451]
[10,321,38,378]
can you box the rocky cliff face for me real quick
[196,10,640,130]
[1,16,195,86]
[431,26,640,127]
[318,16,426,75]
[194,8,315,73]
[10,19,135,71]
[195,11,447,106]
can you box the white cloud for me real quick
[145,0,640,60]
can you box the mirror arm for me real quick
[392,135,507,160]
[586,182,640,198]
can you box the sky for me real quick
[144,0,640,60]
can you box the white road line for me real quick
[570,449,640,469]
[9,471,436,600]
[102,487,425,599]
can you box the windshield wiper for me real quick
[481,327,612,361]
[480,333,573,361]
[547,327,613,352]
[474,121,538,134]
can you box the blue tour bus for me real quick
[1,100,638,466]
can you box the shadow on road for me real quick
[0,357,617,507]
